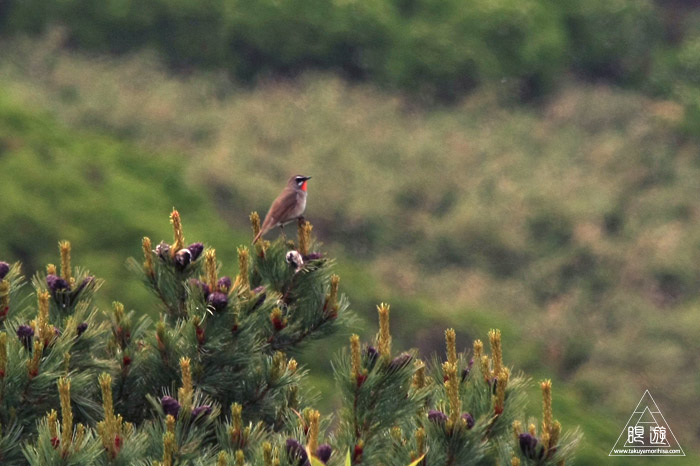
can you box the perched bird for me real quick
[253,175,311,243]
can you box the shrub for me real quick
[558,0,661,83]
[0,210,579,464]
[0,0,568,100]
[0,0,674,99]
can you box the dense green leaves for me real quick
[0,0,668,100]
[0,212,355,464]
[0,200,580,464]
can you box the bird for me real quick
[253,175,311,243]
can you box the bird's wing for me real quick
[261,189,299,231]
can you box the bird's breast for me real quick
[294,191,307,217]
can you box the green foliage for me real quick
[0,209,345,463]
[0,84,246,316]
[0,211,579,464]
[334,346,426,464]
[2,47,700,462]
[380,0,568,100]
[651,28,700,136]
[22,415,103,465]
[0,267,111,431]
[332,326,580,465]
[559,0,660,82]
[0,0,675,100]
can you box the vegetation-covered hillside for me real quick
[1,34,700,464]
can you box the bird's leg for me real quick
[297,216,306,227]
[279,224,287,240]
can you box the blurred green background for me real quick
[1,1,700,463]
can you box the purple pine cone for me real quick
[155,242,170,260]
[217,276,232,292]
[187,243,204,261]
[490,377,498,395]
[315,444,332,463]
[364,346,378,369]
[0,262,9,280]
[365,345,379,359]
[285,438,309,465]
[189,279,211,298]
[462,412,475,429]
[519,433,540,459]
[174,249,192,269]
[286,250,304,271]
[46,274,70,292]
[161,396,181,417]
[462,358,474,382]
[17,324,34,338]
[73,276,93,295]
[428,409,448,424]
[303,252,323,261]
[207,292,228,312]
[77,322,88,336]
[191,405,212,418]
[388,353,413,372]
[17,324,34,350]
[251,286,266,311]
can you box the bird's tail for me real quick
[252,229,263,244]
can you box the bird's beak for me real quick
[303,176,312,181]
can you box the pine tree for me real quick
[0,210,579,465]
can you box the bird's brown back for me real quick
[260,185,299,231]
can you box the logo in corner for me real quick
[609,390,685,456]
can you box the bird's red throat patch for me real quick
[301,181,308,191]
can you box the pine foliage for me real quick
[0,211,579,465]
